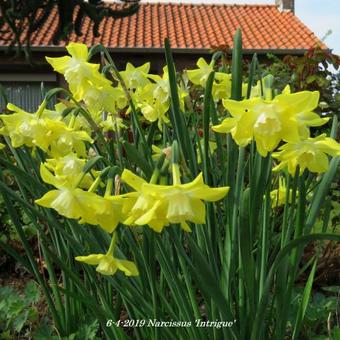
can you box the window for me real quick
[0,82,57,112]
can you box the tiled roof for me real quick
[0,3,326,52]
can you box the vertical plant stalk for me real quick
[221,28,243,315]
[164,38,198,176]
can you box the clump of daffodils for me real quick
[1,42,339,278]
[212,80,340,173]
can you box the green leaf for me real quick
[122,141,153,179]
[231,28,243,100]
[292,259,317,339]
[24,281,40,304]
[33,318,58,340]
[13,310,29,333]
[321,286,340,294]
[202,71,215,183]
[82,156,104,174]
[306,75,317,84]
[306,157,340,232]
[332,328,340,338]
[164,38,197,175]
[75,320,100,340]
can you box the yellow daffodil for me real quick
[0,102,93,156]
[75,233,138,276]
[186,59,247,101]
[272,134,340,175]
[187,58,214,87]
[0,101,47,148]
[138,100,170,130]
[143,67,170,104]
[46,42,109,100]
[212,90,328,156]
[83,82,128,117]
[47,127,93,158]
[36,164,126,232]
[120,171,167,232]
[100,115,126,133]
[121,167,229,232]
[1,102,65,149]
[44,154,94,189]
[120,62,151,90]
[36,164,104,220]
[212,73,232,101]
[141,66,187,109]
[76,253,138,276]
[79,195,126,233]
[123,191,169,233]
[270,177,293,208]
[134,66,187,129]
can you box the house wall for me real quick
[0,49,267,78]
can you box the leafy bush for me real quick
[0,282,40,339]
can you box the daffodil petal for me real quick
[121,169,147,191]
[75,254,104,265]
[116,259,139,276]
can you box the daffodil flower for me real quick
[0,101,51,148]
[272,134,340,175]
[134,66,187,129]
[212,90,328,156]
[142,66,187,109]
[100,115,126,133]
[76,253,138,276]
[121,168,229,232]
[79,195,126,233]
[270,177,294,208]
[44,154,94,189]
[1,102,71,149]
[75,233,138,276]
[187,59,247,101]
[47,127,93,158]
[35,164,125,232]
[138,100,170,130]
[46,42,109,100]
[36,164,104,220]
[0,102,93,156]
[83,82,127,117]
[187,58,214,87]
[212,73,232,101]
[142,67,170,104]
[120,62,151,90]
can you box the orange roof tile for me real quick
[0,3,327,53]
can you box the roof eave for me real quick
[0,46,331,55]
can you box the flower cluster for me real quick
[212,80,340,174]
[0,101,93,157]
[1,42,339,278]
